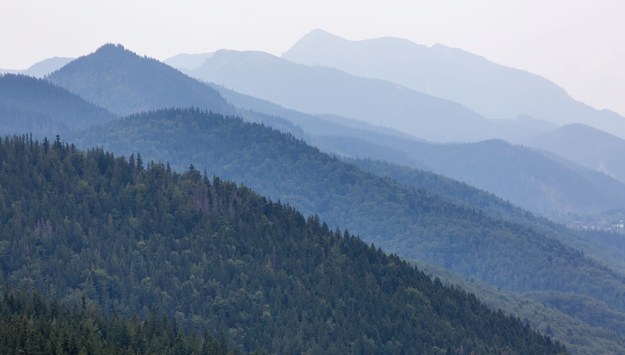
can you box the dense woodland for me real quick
[0,136,565,353]
[0,289,240,354]
[349,157,625,274]
[75,109,625,317]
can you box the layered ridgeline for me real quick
[283,29,625,139]
[11,44,625,349]
[75,109,625,321]
[211,82,625,219]
[0,136,564,354]
[0,74,116,137]
[38,43,625,219]
[182,49,512,143]
[283,30,625,189]
[0,290,238,354]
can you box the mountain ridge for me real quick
[47,44,233,116]
[184,49,508,143]
[283,29,625,139]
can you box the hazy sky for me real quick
[1,0,624,116]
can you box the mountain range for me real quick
[283,29,625,139]
[182,49,542,143]
[2,40,625,352]
[202,70,625,219]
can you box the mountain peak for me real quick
[301,28,344,41]
[283,29,347,58]
[95,43,127,53]
[47,44,232,116]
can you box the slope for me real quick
[400,139,625,217]
[415,261,625,354]
[47,44,233,116]
[283,29,625,138]
[348,157,625,274]
[0,74,117,136]
[184,49,503,143]
[73,109,625,319]
[212,83,426,168]
[211,81,625,218]
[0,135,564,354]
[527,123,625,184]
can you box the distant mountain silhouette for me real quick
[182,49,523,143]
[24,57,73,78]
[47,44,232,116]
[1,57,73,78]
[164,52,213,70]
[0,74,116,136]
[284,29,625,139]
[527,124,625,184]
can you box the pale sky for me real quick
[1,0,624,116]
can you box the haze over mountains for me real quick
[8,42,615,221]
[181,49,558,143]
[2,35,625,353]
[165,47,625,219]
[187,49,494,142]
[283,29,625,140]
[4,41,613,222]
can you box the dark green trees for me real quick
[0,135,564,353]
[0,289,239,354]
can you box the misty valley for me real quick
[2,31,625,354]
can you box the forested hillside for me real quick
[0,136,564,353]
[415,262,625,354]
[0,289,239,354]
[74,109,625,319]
[349,157,625,274]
